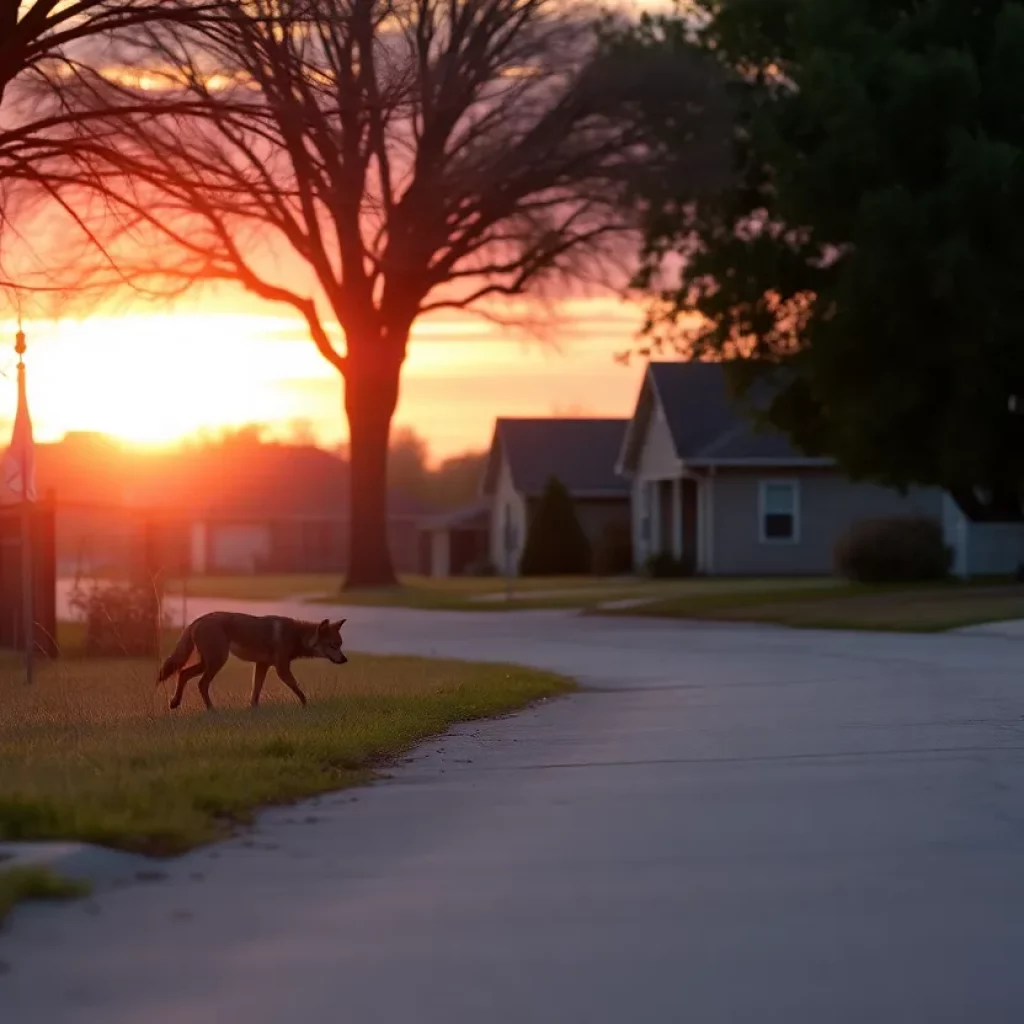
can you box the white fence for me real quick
[942,495,1024,578]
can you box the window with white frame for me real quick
[759,480,799,542]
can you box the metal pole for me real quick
[15,331,33,684]
[20,482,33,685]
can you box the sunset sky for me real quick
[0,0,683,462]
[0,293,651,464]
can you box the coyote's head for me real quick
[308,618,348,664]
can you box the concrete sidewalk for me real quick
[956,617,1024,639]
[5,601,1024,1022]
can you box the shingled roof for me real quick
[618,362,832,472]
[481,418,630,499]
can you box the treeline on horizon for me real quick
[40,423,485,514]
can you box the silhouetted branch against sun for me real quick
[0,1,231,307]
[22,0,729,585]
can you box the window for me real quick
[759,481,799,543]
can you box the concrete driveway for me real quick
[5,599,1024,1022]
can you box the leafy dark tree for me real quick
[624,0,1024,520]
[33,0,727,586]
[519,476,590,576]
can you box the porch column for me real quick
[648,480,659,555]
[671,478,683,559]
[705,470,716,574]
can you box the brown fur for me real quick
[156,612,347,711]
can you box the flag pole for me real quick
[15,328,33,685]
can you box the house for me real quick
[164,447,425,575]
[617,362,944,576]
[39,435,425,577]
[481,418,631,575]
[418,500,491,577]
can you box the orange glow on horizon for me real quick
[0,300,649,458]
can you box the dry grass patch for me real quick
[0,633,572,855]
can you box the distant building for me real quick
[160,445,422,575]
[37,436,425,577]
[617,362,944,575]
[480,418,631,576]
[418,500,492,577]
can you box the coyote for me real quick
[156,612,348,711]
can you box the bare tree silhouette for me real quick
[0,1,223,298]
[34,0,726,586]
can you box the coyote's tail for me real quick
[156,623,196,684]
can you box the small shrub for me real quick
[644,551,696,579]
[592,522,634,575]
[834,515,952,583]
[67,579,168,657]
[519,477,591,576]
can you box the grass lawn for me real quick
[153,572,842,611]
[0,866,90,927]
[308,574,840,611]
[602,581,1024,632]
[162,574,341,601]
[160,573,623,605]
[106,571,1024,630]
[0,626,572,856]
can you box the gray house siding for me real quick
[483,417,631,576]
[487,454,631,575]
[489,456,529,575]
[710,470,945,576]
[630,406,683,568]
[636,405,680,479]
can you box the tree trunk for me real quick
[343,352,402,589]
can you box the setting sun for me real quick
[0,298,646,457]
[13,314,315,445]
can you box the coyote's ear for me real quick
[318,618,330,633]
[331,619,346,631]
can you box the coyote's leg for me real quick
[250,662,270,707]
[196,650,229,711]
[169,662,204,710]
[274,661,308,706]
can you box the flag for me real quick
[1,362,36,504]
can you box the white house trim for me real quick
[758,478,801,545]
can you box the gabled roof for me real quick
[481,418,630,499]
[618,361,832,474]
